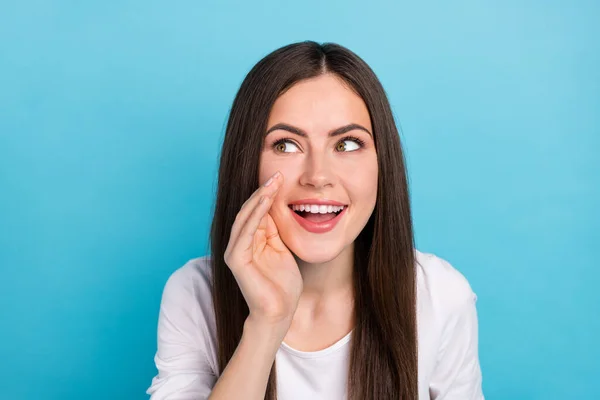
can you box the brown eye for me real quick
[335,138,362,152]
[272,139,300,153]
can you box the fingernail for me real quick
[264,171,280,187]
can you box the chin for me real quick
[282,234,347,265]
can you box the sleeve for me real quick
[146,267,217,400]
[429,292,484,400]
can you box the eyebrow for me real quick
[265,123,372,138]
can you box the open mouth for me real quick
[288,205,346,223]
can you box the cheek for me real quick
[258,155,279,186]
[259,152,302,187]
[342,159,378,201]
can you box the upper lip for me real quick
[288,198,347,206]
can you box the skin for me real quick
[258,73,378,350]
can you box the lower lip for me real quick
[289,206,348,234]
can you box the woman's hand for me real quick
[224,171,303,327]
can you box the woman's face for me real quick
[259,74,378,264]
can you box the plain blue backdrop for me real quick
[1,1,598,399]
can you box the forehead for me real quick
[267,74,372,133]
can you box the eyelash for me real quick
[272,135,366,153]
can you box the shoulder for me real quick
[414,249,477,315]
[414,251,484,397]
[163,255,214,298]
[414,249,480,382]
[158,255,219,373]
[161,255,216,326]
[161,256,216,338]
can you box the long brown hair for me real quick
[210,41,417,399]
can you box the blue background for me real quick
[1,1,598,399]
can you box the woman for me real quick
[147,41,484,400]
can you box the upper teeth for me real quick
[291,204,345,214]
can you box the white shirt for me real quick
[146,249,484,399]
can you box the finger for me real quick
[228,172,282,249]
[229,176,281,252]
[265,212,288,253]
[233,192,276,255]
[241,171,281,210]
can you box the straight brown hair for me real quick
[210,41,417,399]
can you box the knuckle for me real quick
[241,196,253,209]
[234,212,242,223]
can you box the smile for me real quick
[287,204,348,234]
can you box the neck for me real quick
[294,242,355,302]
[288,243,356,333]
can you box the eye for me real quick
[272,135,366,154]
[273,139,300,153]
[335,136,365,152]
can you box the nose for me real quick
[298,151,335,189]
